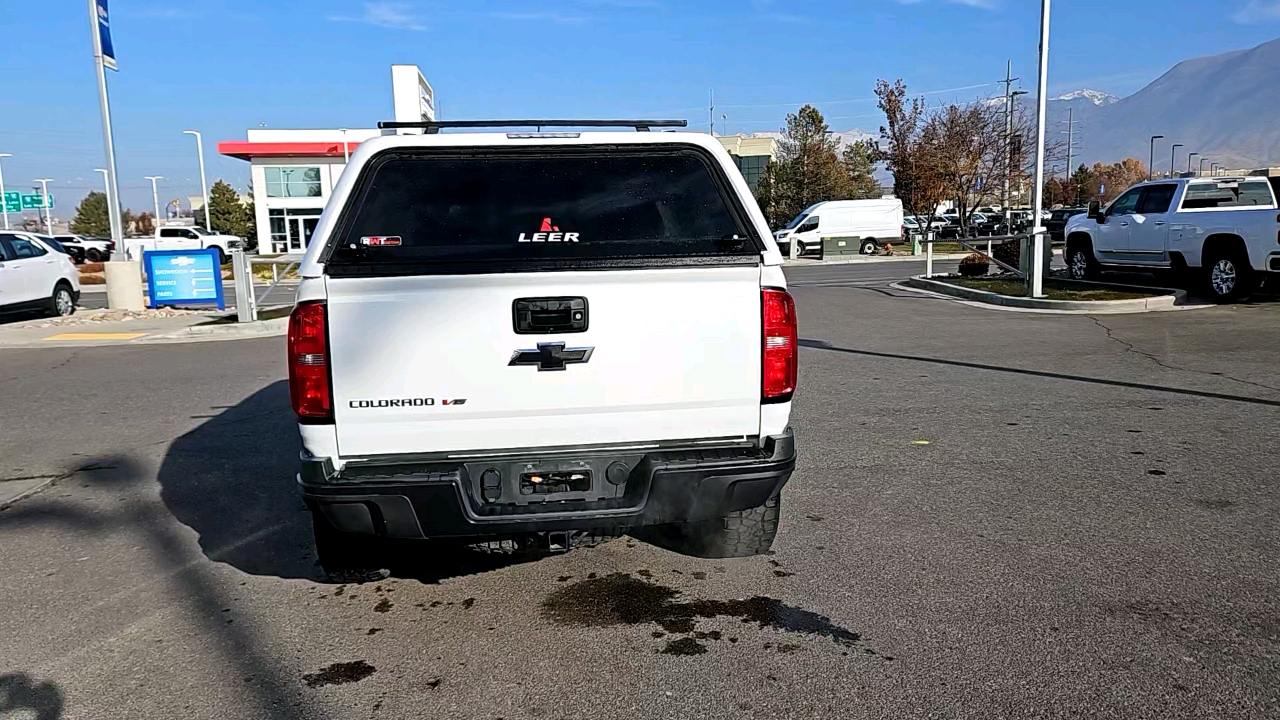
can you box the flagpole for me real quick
[89,0,124,257]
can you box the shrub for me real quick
[79,262,105,274]
[993,238,1019,269]
[958,253,990,277]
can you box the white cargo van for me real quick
[773,198,904,256]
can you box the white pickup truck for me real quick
[1064,175,1280,301]
[124,225,244,264]
[288,121,798,579]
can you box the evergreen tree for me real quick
[198,180,253,238]
[754,105,853,226]
[70,191,110,237]
[841,140,882,199]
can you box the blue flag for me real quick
[96,0,117,70]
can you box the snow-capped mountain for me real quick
[1051,89,1119,106]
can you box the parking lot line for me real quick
[43,332,147,341]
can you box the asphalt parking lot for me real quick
[1,259,1278,719]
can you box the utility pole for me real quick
[709,89,715,136]
[1060,108,1078,205]
[34,179,54,235]
[184,130,211,231]
[1000,61,1019,230]
[0,153,10,230]
[144,176,163,222]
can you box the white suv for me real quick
[1065,175,1280,301]
[288,121,798,578]
[0,233,81,317]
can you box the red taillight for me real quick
[288,301,332,422]
[762,287,798,402]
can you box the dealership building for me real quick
[219,65,776,253]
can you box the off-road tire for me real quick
[47,282,75,318]
[311,510,390,583]
[632,494,781,559]
[1202,248,1256,303]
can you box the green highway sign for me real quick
[3,191,19,214]
[20,193,54,210]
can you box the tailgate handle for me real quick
[513,297,588,334]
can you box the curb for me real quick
[144,316,289,342]
[898,276,1197,314]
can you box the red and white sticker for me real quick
[360,236,402,247]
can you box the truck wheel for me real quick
[311,511,391,583]
[86,248,104,263]
[216,248,229,266]
[860,240,877,255]
[795,240,807,256]
[1204,251,1256,302]
[1066,246,1098,280]
[633,494,781,559]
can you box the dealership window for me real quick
[733,155,771,190]
[268,209,288,251]
[264,166,323,198]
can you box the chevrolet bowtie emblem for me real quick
[509,342,594,371]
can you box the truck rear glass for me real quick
[326,146,760,271]
[1180,179,1276,210]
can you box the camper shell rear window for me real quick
[323,144,763,275]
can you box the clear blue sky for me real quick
[2,0,1278,216]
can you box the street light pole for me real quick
[1148,135,1163,180]
[1211,163,1219,177]
[183,130,211,231]
[0,153,10,230]
[34,179,54,234]
[144,175,163,222]
[1200,158,1209,176]
[1028,0,1051,298]
[1187,152,1198,175]
[1169,143,1182,179]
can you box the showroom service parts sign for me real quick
[143,248,225,310]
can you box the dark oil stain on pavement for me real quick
[662,637,708,655]
[541,573,887,659]
[303,661,377,688]
[373,599,393,613]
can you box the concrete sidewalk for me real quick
[0,307,288,348]
[783,252,970,266]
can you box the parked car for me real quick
[291,123,798,578]
[1046,207,1086,245]
[123,225,243,264]
[0,232,81,317]
[775,198,904,256]
[1065,176,1280,301]
[54,234,114,262]
[901,215,948,240]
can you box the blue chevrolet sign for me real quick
[143,248,224,310]
[95,0,117,71]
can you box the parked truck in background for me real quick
[124,225,244,264]
[1064,175,1280,301]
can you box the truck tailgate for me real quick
[327,266,761,456]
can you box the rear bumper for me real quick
[298,429,795,540]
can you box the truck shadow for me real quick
[156,381,544,583]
